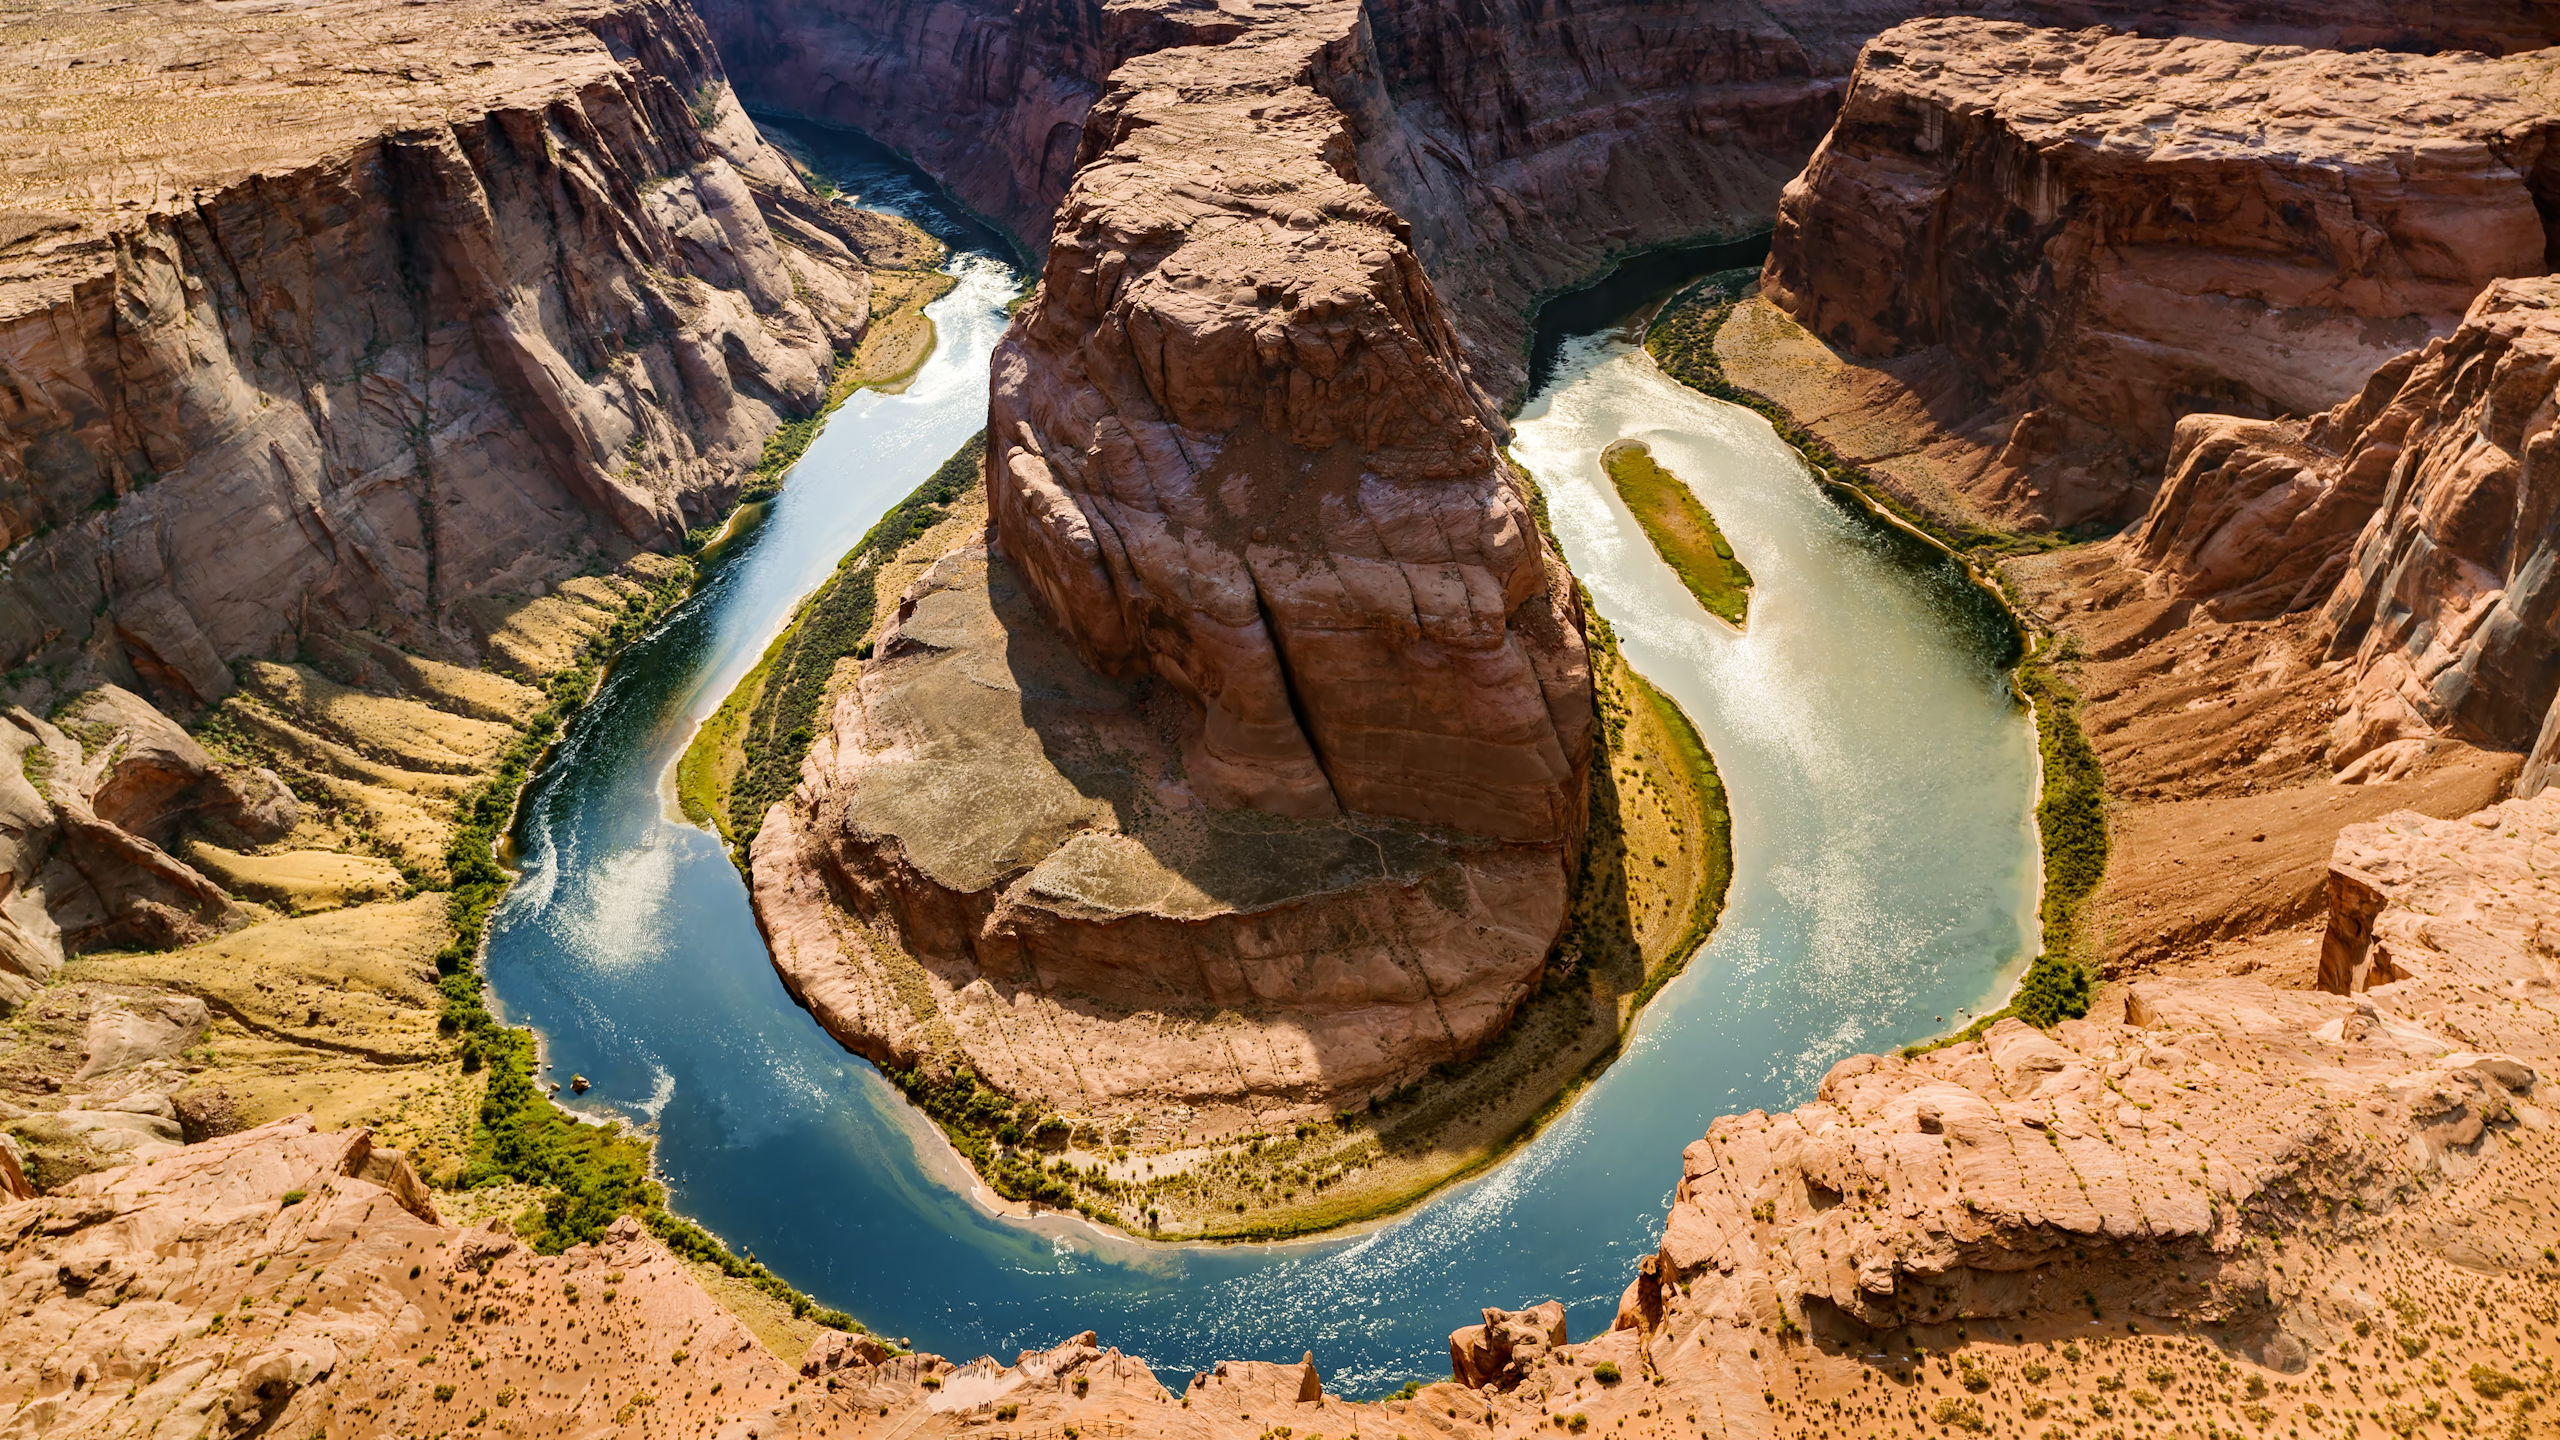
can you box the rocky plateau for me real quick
[6,0,2560,1436]
[0,0,917,719]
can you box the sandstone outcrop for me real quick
[1760,19,2560,529]
[0,1114,859,1439]
[701,0,2560,404]
[992,25,1594,842]
[754,543,1566,1136]
[0,686,294,994]
[0,0,888,717]
[1622,791,2560,1375]
[2126,277,2560,784]
[1449,1299,1568,1389]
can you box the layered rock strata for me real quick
[1760,20,2560,529]
[2130,277,2560,786]
[0,687,291,996]
[0,0,884,715]
[752,544,1565,1133]
[700,0,2560,403]
[991,25,1595,840]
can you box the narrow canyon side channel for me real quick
[483,133,2042,1395]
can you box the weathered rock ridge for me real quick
[0,0,889,715]
[991,20,1595,843]
[1762,19,2560,529]
[2132,276,2560,787]
[701,0,2560,405]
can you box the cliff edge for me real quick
[0,0,893,717]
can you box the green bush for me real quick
[724,433,986,846]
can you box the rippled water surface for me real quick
[485,135,2039,1394]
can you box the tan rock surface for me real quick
[701,0,2560,404]
[993,17,1596,843]
[0,0,883,716]
[2119,276,2560,788]
[753,542,1565,1130]
[1761,19,2560,529]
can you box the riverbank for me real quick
[692,432,1733,1244]
[1644,274,2103,1041]
[0,200,964,1360]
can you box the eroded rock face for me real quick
[0,1115,844,1440]
[0,0,879,713]
[994,32,1593,841]
[703,0,2560,406]
[1449,1300,1568,1390]
[752,545,1565,1129]
[0,689,284,996]
[1761,19,2560,528]
[2126,277,2560,781]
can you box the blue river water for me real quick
[482,122,2039,1397]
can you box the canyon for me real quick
[0,0,914,720]
[1,0,2559,1434]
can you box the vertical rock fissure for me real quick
[1248,577,1347,814]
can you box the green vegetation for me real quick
[681,354,869,553]
[1642,272,2107,1041]
[683,431,986,850]
[2013,648,2105,1024]
[1621,668,1733,1014]
[419,557,873,1338]
[1645,274,2084,557]
[1602,440,1752,625]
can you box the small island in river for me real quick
[1602,440,1754,626]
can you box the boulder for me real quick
[1450,1301,1568,1390]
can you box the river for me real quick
[481,126,2040,1397]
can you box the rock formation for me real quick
[2127,277,2560,785]
[990,26,1593,841]
[0,0,887,717]
[1760,20,2560,528]
[34,789,2540,1439]
[704,0,2560,405]
[753,545,1567,1134]
[745,0,1621,1150]
[0,686,294,996]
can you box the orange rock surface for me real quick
[1762,19,2560,528]
[0,0,887,713]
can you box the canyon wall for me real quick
[2134,277,2560,787]
[704,0,2560,405]
[1760,20,2560,529]
[0,0,882,716]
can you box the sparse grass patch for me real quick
[1602,439,1752,625]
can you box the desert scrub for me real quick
[1601,439,1752,625]
[684,432,985,850]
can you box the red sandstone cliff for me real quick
[701,0,2560,405]
[1761,20,2560,529]
[0,0,886,715]
[2129,277,2560,788]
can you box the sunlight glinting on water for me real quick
[482,120,2041,1398]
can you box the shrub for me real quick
[1591,1362,1622,1384]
